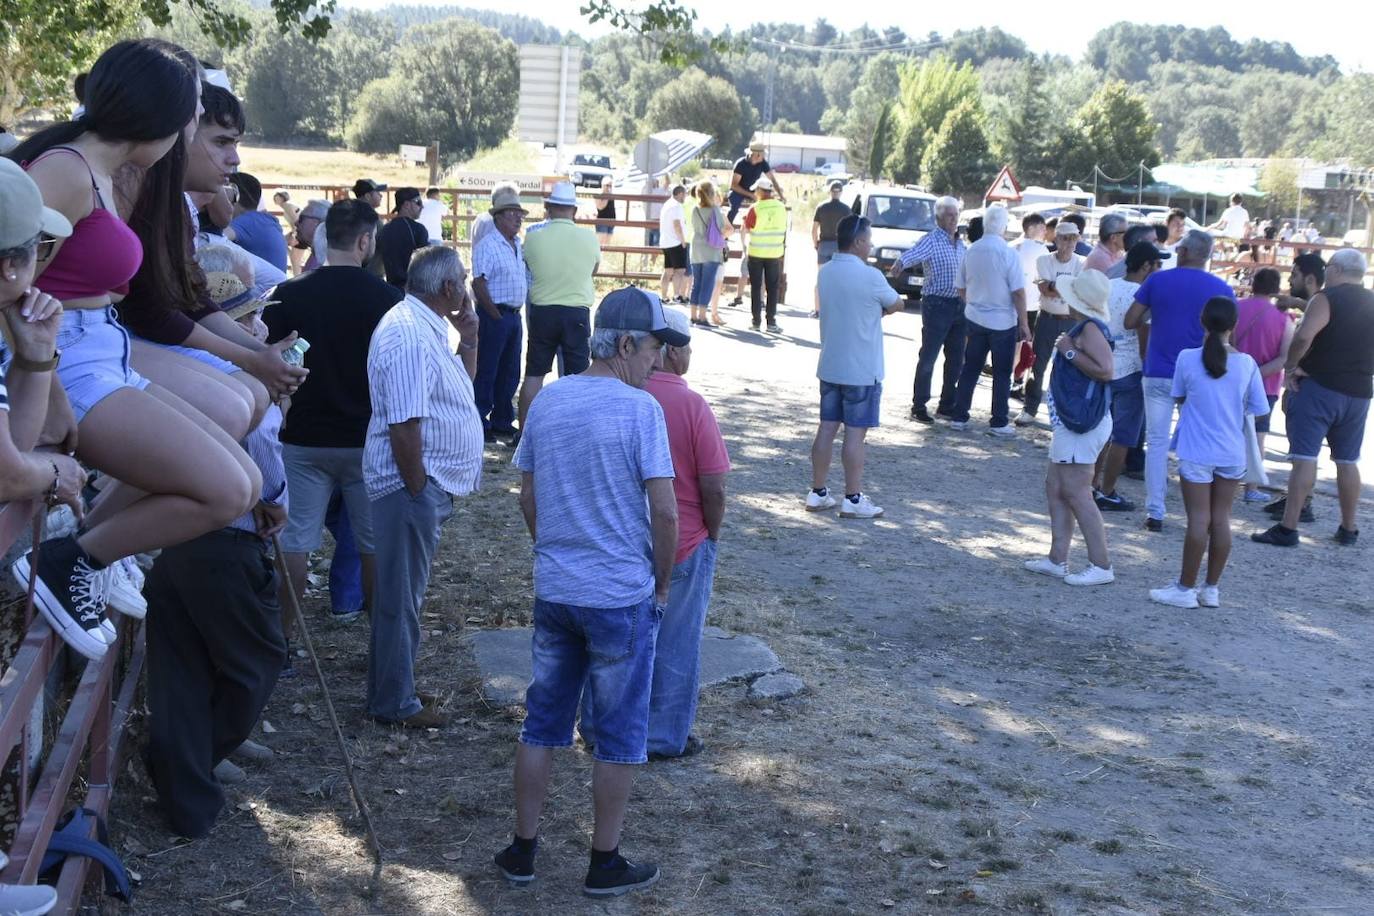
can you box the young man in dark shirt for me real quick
[377,186,430,287]
[811,179,851,317]
[727,142,786,222]
[263,200,403,633]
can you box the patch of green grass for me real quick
[1093,839,1125,855]
[981,858,1022,873]
[959,817,998,838]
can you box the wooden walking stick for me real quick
[271,535,384,883]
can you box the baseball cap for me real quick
[0,157,73,250]
[1055,220,1080,237]
[1125,240,1168,272]
[353,178,387,196]
[594,287,690,348]
[392,187,421,212]
[753,177,774,192]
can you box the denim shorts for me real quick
[149,341,240,376]
[1286,379,1369,463]
[280,445,375,554]
[1109,372,1145,447]
[54,306,150,421]
[1253,394,1279,434]
[819,380,881,428]
[520,597,661,765]
[1178,460,1245,483]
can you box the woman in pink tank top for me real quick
[6,40,262,661]
[1233,268,1296,502]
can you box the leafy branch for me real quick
[580,0,739,65]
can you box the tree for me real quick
[836,53,903,179]
[990,56,1057,186]
[1174,106,1242,161]
[0,0,137,122]
[868,101,893,181]
[580,0,739,65]
[945,27,1027,66]
[1259,159,1300,218]
[347,20,518,160]
[1056,81,1159,185]
[327,11,394,130]
[888,56,981,184]
[240,23,340,141]
[1311,74,1374,167]
[643,68,752,154]
[920,98,992,195]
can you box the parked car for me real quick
[568,153,613,188]
[773,163,800,173]
[814,162,850,178]
[846,183,938,302]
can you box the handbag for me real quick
[702,207,726,250]
[1243,363,1269,487]
[1048,319,1112,433]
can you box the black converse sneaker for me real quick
[583,853,660,897]
[493,842,536,885]
[11,535,112,660]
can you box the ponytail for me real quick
[1199,295,1238,379]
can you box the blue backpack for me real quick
[1049,318,1113,433]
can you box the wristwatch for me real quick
[11,349,60,372]
[1064,348,1077,361]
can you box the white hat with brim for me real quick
[543,181,578,207]
[1056,269,1111,322]
[489,187,529,215]
[753,177,774,193]
[0,158,72,250]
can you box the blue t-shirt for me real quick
[1171,348,1270,467]
[513,374,675,608]
[1134,267,1233,379]
[230,210,289,272]
[817,253,900,386]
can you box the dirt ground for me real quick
[111,233,1374,915]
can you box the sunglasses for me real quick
[36,233,59,262]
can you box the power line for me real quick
[748,35,945,56]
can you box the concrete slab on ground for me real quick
[469,625,783,707]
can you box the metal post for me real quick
[556,45,569,166]
[1137,161,1144,205]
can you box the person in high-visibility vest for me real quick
[742,177,787,333]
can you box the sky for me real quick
[339,0,1369,72]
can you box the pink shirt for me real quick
[645,372,731,564]
[1082,243,1123,274]
[1234,297,1290,397]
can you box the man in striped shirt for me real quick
[891,196,967,422]
[363,247,483,728]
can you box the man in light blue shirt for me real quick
[808,215,903,519]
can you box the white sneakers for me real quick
[1024,557,1114,586]
[0,852,57,916]
[805,489,837,512]
[105,557,147,620]
[1065,564,1115,587]
[1014,410,1037,427]
[987,424,1016,439]
[1150,583,1199,609]
[805,490,883,518]
[838,494,884,518]
[1197,584,1220,607]
[1024,557,1069,578]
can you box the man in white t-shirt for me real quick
[1209,193,1250,240]
[418,187,446,241]
[658,184,689,304]
[1011,213,1047,395]
[1018,220,1084,425]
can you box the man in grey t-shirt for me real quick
[495,287,688,898]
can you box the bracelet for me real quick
[45,460,60,507]
[12,349,60,373]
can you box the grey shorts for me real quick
[54,306,150,422]
[280,444,375,554]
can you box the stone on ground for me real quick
[747,672,806,701]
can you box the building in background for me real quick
[751,132,847,174]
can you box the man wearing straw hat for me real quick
[471,185,529,443]
[518,180,600,439]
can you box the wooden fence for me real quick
[0,502,143,912]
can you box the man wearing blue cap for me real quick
[495,287,686,898]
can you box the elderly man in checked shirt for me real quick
[890,196,967,423]
[364,247,485,728]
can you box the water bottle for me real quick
[282,337,311,367]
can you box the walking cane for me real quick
[271,534,384,883]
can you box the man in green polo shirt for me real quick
[518,181,602,435]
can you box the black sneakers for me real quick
[1265,496,1315,524]
[584,853,660,898]
[11,535,111,661]
[494,843,536,885]
[1144,517,1163,532]
[1334,526,1359,546]
[1095,490,1135,512]
[1251,524,1299,547]
[910,407,934,424]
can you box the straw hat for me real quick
[1055,269,1110,322]
[205,271,275,320]
[489,186,529,215]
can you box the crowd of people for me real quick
[0,34,1369,908]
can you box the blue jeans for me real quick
[819,381,882,428]
[912,295,967,414]
[690,261,721,306]
[474,306,522,432]
[1143,376,1177,520]
[521,597,661,764]
[325,488,363,613]
[367,481,452,720]
[951,320,1017,428]
[580,540,717,757]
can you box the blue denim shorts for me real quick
[150,341,240,376]
[1109,372,1145,447]
[54,306,150,421]
[521,597,660,764]
[1286,379,1369,464]
[280,445,376,554]
[819,380,881,428]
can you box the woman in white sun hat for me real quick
[1025,268,1117,587]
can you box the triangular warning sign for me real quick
[985,166,1022,203]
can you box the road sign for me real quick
[632,137,671,176]
[399,144,428,164]
[985,166,1023,203]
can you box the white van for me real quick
[846,183,939,301]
